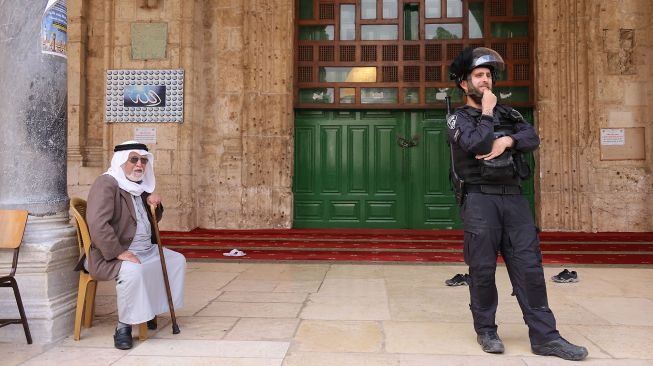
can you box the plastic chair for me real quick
[70,197,148,341]
[0,209,32,344]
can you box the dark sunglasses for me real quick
[127,156,149,165]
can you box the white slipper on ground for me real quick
[223,249,246,257]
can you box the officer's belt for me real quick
[466,184,521,195]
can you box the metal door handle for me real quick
[396,135,420,148]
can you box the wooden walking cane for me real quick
[149,204,180,334]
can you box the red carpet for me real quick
[160,229,653,265]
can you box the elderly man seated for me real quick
[81,141,185,350]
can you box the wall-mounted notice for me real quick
[134,127,157,144]
[41,0,67,58]
[600,127,645,160]
[600,128,625,146]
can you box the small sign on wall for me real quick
[600,127,645,160]
[105,69,184,123]
[134,127,157,144]
[600,128,625,145]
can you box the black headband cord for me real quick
[114,143,148,152]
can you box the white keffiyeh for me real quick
[104,140,155,196]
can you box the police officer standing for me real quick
[447,47,588,361]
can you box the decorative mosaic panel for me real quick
[105,69,184,123]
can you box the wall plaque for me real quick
[131,22,167,60]
[600,127,645,160]
[105,69,184,123]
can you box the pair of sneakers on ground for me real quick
[446,269,579,286]
[477,332,588,361]
[114,316,158,350]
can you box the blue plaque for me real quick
[123,85,166,107]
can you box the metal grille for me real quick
[403,45,420,61]
[340,45,355,61]
[491,43,507,59]
[513,43,529,59]
[513,64,529,80]
[298,46,313,61]
[403,66,420,82]
[382,66,398,82]
[446,44,463,60]
[382,45,398,61]
[361,45,377,61]
[319,3,335,19]
[425,66,441,81]
[489,0,506,16]
[425,44,442,61]
[319,45,334,61]
[298,66,313,82]
[295,0,534,107]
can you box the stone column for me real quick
[0,0,78,343]
[536,0,592,230]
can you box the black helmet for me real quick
[449,47,505,88]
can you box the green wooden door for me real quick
[294,110,408,228]
[406,110,462,229]
[293,109,534,229]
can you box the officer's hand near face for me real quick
[476,89,511,160]
[481,89,497,116]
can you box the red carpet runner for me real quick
[160,228,653,265]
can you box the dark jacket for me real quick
[448,104,540,185]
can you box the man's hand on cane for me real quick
[147,193,162,207]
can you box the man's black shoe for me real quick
[532,337,588,361]
[551,269,579,283]
[445,273,470,286]
[477,332,505,353]
[113,327,133,350]
[147,316,157,330]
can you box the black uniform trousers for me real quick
[461,192,560,345]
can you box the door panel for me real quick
[408,110,462,229]
[294,110,406,228]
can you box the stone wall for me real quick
[66,0,294,230]
[195,0,294,229]
[67,0,650,232]
[536,0,652,231]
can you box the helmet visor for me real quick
[471,47,505,72]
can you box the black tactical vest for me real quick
[452,105,522,186]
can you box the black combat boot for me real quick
[477,332,505,353]
[532,337,588,361]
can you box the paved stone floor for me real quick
[2,262,653,365]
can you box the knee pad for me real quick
[525,270,549,309]
[471,267,497,308]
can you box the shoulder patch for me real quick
[509,108,525,122]
[447,114,457,130]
